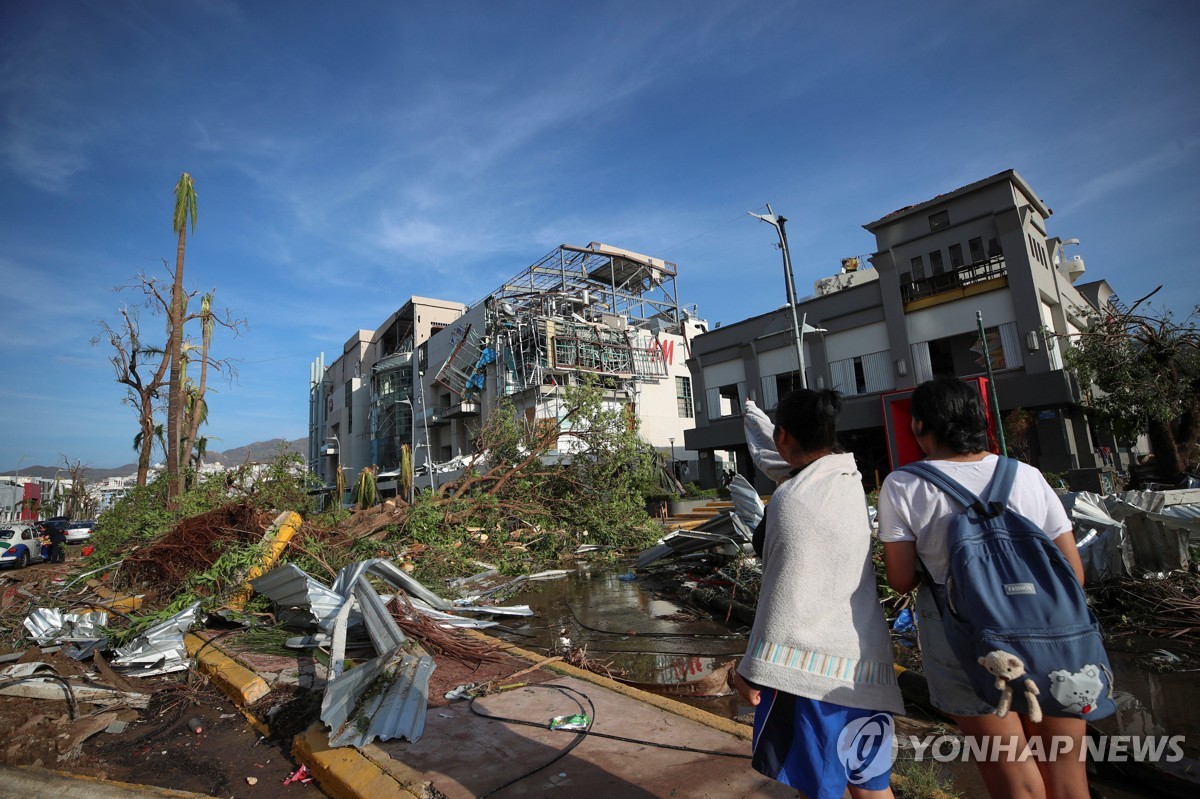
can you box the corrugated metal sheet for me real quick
[351,576,406,654]
[321,648,435,747]
[113,602,200,667]
[23,609,108,645]
[250,563,351,631]
[728,474,764,528]
[338,558,450,610]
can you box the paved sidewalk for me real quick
[373,672,795,799]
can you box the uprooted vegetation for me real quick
[83,378,666,619]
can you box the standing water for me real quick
[487,560,752,719]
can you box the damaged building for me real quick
[309,243,707,500]
[685,169,1130,491]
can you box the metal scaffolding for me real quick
[437,243,681,397]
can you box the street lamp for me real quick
[15,453,28,481]
[417,371,437,494]
[749,204,808,388]
[668,437,676,481]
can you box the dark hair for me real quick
[775,388,842,453]
[910,376,989,454]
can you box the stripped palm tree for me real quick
[353,466,379,510]
[167,172,197,505]
[179,291,215,474]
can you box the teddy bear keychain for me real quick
[978,650,1043,723]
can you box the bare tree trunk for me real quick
[167,226,186,505]
[136,394,155,486]
[180,296,213,477]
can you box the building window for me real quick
[923,322,1023,377]
[968,237,984,264]
[829,351,893,396]
[910,255,925,280]
[987,237,1002,257]
[929,250,945,275]
[344,381,353,434]
[705,382,745,420]
[929,210,950,232]
[949,244,964,268]
[760,370,805,409]
[676,376,694,418]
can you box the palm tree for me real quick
[180,292,214,472]
[191,435,219,469]
[133,423,167,463]
[167,172,197,505]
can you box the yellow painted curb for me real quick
[292,723,427,799]
[184,632,272,706]
[465,629,753,741]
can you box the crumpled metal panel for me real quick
[113,601,200,666]
[727,474,765,529]
[1063,492,1134,583]
[23,609,108,645]
[250,563,352,631]
[1160,503,1200,522]
[1103,497,1192,574]
[321,646,435,747]
[335,558,450,610]
[350,576,406,654]
[410,600,499,628]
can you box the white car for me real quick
[0,524,50,569]
[65,520,95,544]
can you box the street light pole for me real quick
[15,453,28,481]
[749,204,808,388]
[418,371,436,494]
[669,437,676,481]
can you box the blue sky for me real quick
[2,0,1198,471]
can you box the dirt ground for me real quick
[0,548,560,798]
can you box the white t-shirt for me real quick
[876,454,1073,585]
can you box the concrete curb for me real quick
[292,725,427,799]
[184,632,272,706]
[183,633,426,799]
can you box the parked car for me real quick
[0,524,49,569]
[37,516,70,536]
[65,520,95,543]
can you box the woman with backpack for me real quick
[878,376,1094,799]
[732,389,904,799]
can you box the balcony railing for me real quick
[901,255,1007,303]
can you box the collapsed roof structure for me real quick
[434,242,689,401]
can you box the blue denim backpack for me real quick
[900,457,1115,720]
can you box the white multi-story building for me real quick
[685,170,1122,491]
[309,244,707,500]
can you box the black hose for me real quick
[0,674,78,719]
[470,684,595,798]
[466,681,751,798]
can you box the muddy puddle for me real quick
[485,560,1199,797]
[489,561,752,719]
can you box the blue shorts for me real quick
[751,689,893,799]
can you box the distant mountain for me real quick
[10,438,308,481]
